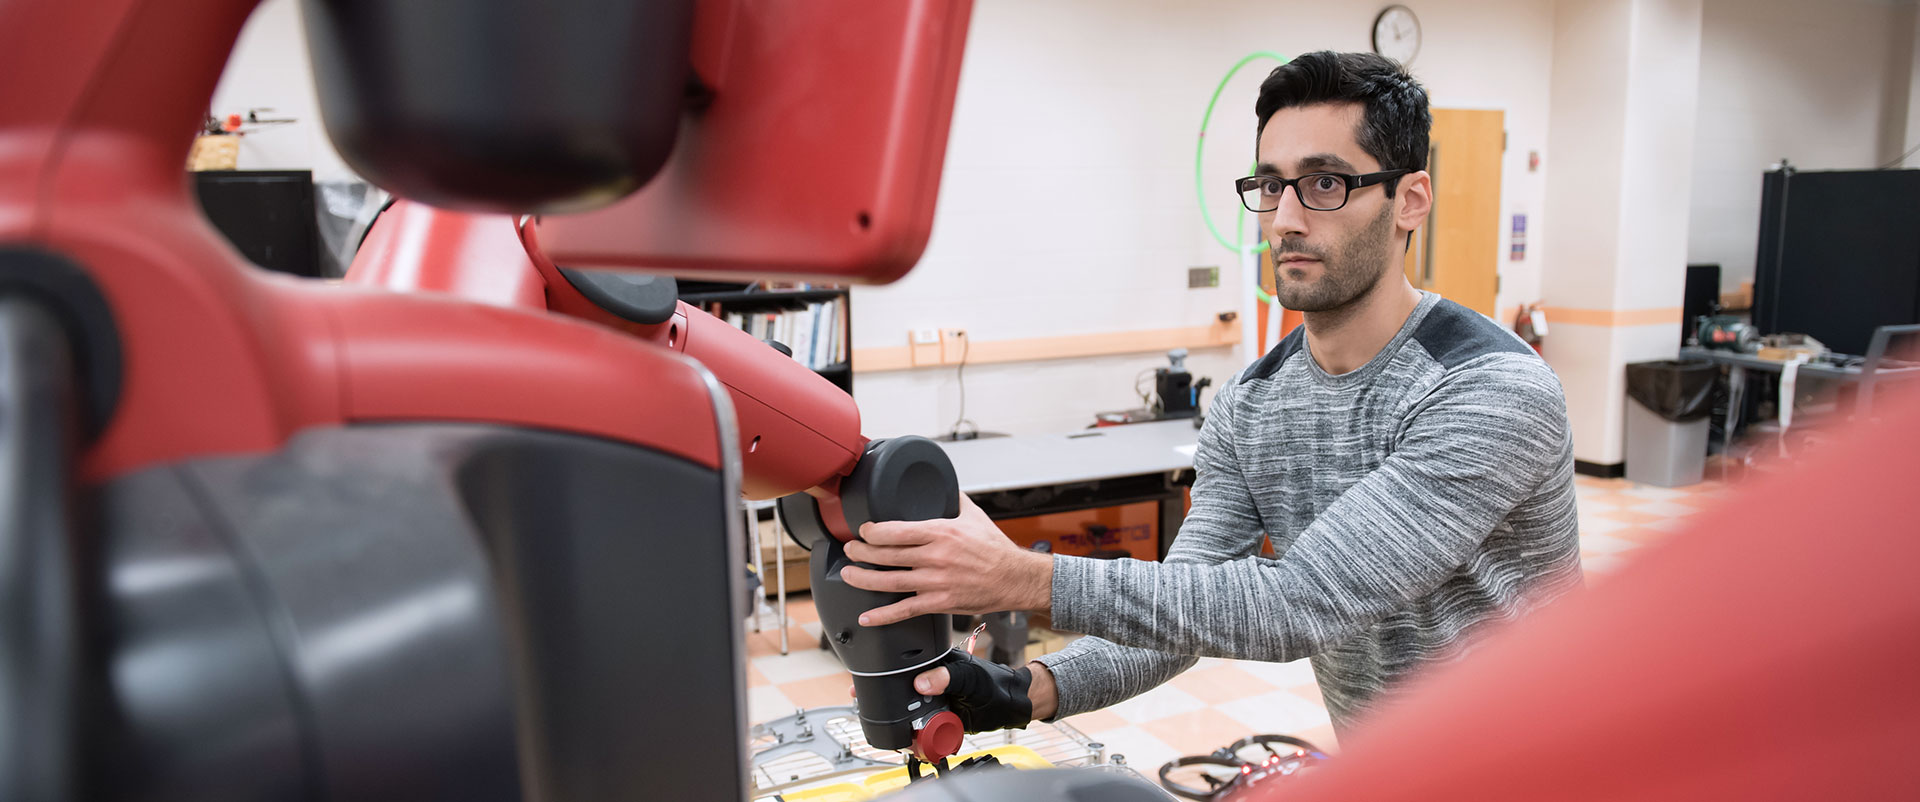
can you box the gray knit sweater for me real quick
[1033,292,1583,732]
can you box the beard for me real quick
[1271,201,1399,313]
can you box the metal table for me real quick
[935,419,1200,664]
[1678,345,1920,455]
[746,497,794,654]
[760,420,1203,660]
[938,418,1200,557]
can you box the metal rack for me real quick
[745,498,791,654]
[749,706,1134,798]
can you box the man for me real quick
[842,51,1581,736]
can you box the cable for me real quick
[1222,734,1330,762]
[1157,734,1330,800]
[351,194,399,258]
[1158,755,1244,801]
[1877,141,1920,170]
[947,331,977,440]
[1196,51,1289,254]
[1135,368,1159,409]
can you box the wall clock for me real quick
[1372,5,1421,65]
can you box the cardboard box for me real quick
[753,517,811,596]
[188,135,239,171]
[1719,280,1753,312]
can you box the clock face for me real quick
[1372,5,1421,65]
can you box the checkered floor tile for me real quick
[745,470,1734,772]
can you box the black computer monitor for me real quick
[1683,263,1722,346]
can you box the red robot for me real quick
[5,0,1914,800]
[1,0,982,798]
[345,201,976,764]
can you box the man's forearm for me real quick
[1025,660,1058,720]
[1031,637,1200,720]
[1015,550,1054,614]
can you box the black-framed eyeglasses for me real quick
[1235,169,1410,213]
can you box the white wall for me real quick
[1540,0,1633,311]
[208,0,1567,439]
[1685,0,1918,292]
[210,0,355,181]
[1882,3,1919,168]
[854,0,1561,438]
[1907,10,1920,164]
[1615,0,1705,314]
[1539,0,1704,467]
[1615,0,1705,441]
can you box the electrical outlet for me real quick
[1188,266,1219,289]
[909,328,942,367]
[940,329,967,363]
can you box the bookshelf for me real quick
[678,281,853,396]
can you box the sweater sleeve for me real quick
[1046,357,1568,663]
[1032,376,1271,718]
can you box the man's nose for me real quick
[1266,185,1310,240]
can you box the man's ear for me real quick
[1396,171,1433,237]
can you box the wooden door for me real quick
[1404,108,1503,317]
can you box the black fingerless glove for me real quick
[938,649,1033,733]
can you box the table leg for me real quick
[748,503,763,633]
[1158,489,1184,559]
[774,508,788,656]
[1726,365,1746,458]
[984,610,1028,667]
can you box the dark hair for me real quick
[1255,51,1430,198]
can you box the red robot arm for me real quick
[347,202,867,516]
[347,202,967,760]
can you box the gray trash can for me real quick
[1624,360,1717,487]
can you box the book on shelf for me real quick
[717,297,846,371]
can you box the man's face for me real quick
[1255,102,1406,313]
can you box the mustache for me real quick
[1273,239,1326,260]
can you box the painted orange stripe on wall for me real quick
[1540,306,1683,327]
[853,322,1240,374]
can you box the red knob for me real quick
[912,711,965,762]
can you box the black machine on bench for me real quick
[1096,348,1215,426]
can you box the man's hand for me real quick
[840,495,1053,627]
[917,656,1059,725]
[852,656,1060,731]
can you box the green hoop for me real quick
[1197,51,1289,254]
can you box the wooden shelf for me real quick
[681,283,854,395]
[679,288,846,306]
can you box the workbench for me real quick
[939,418,1200,557]
[751,419,1201,659]
[936,419,1200,664]
[1678,344,1920,456]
